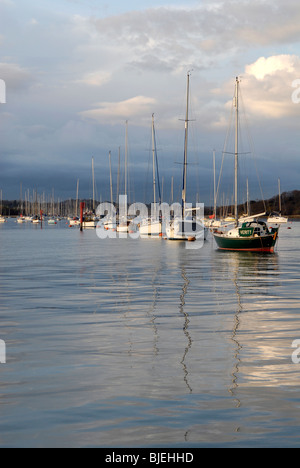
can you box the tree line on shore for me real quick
[1,190,299,218]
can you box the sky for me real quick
[0,0,300,207]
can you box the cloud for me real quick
[0,62,33,91]
[1,0,300,200]
[211,54,300,124]
[245,55,298,81]
[237,0,300,46]
[242,55,300,120]
[80,0,300,75]
[77,70,112,87]
[80,95,157,124]
[89,7,227,74]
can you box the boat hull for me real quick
[139,221,162,237]
[267,217,288,224]
[213,232,278,252]
[117,224,129,233]
[82,221,97,229]
[166,219,208,242]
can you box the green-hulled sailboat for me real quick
[212,77,279,253]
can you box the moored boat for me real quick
[166,216,208,242]
[267,179,288,224]
[165,72,208,243]
[139,114,163,239]
[139,217,163,238]
[212,77,280,253]
[267,212,288,224]
[82,216,97,229]
[213,219,279,252]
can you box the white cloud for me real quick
[241,55,300,119]
[207,54,300,128]
[80,96,157,124]
[77,70,112,87]
[246,55,298,81]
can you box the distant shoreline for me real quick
[1,189,299,218]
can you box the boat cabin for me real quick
[226,221,271,238]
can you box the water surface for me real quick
[0,219,299,447]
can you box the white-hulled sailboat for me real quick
[117,121,135,233]
[166,72,208,242]
[267,179,288,224]
[82,158,97,229]
[139,114,163,238]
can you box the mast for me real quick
[0,83,5,218]
[20,182,23,215]
[234,77,240,227]
[109,151,113,205]
[152,114,156,205]
[213,150,217,219]
[76,179,79,217]
[125,120,128,198]
[117,147,120,206]
[92,157,95,212]
[151,114,162,205]
[182,71,191,217]
[278,178,282,214]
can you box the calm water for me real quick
[0,219,299,448]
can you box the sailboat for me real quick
[16,185,26,223]
[267,179,288,224]
[212,77,279,252]
[82,157,97,229]
[103,151,117,231]
[117,121,133,233]
[204,150,224,228]
[140,114,163,238]
[166,72,208,242]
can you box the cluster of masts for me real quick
[0,74,290,250]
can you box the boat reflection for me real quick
[212,250,300,394]
[179,266,193,394]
